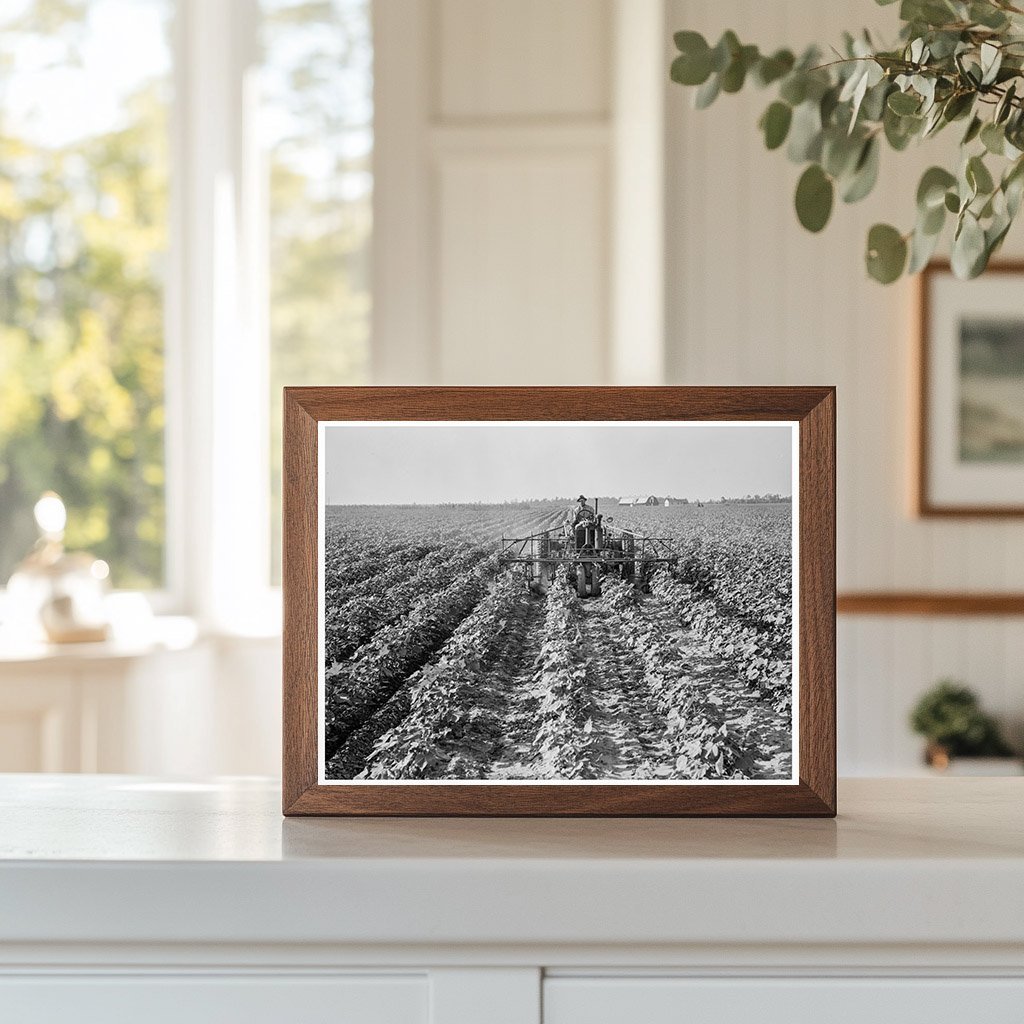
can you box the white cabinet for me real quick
[544,977,1024,1024]
[1,778,1022,1023]
[0,975,427,1024]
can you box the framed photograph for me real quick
[283,387,835,816]
[918,261,1024,516]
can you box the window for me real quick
[0,0,373,616]
[0,0,172,589]
[262,0,372,581]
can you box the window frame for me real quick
[3,0,369,634]
[166,0,280,633]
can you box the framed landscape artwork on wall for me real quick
[282,387,836,816]
[918,262,1024,516]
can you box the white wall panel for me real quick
[436,151,608,384]
[666,0,1024,774]
[437,0,610,120]
[375,0,618,386]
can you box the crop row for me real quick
[532,577,602,778]
[324,545,490,666]
[600,579,741,779]
[323,562,496,763]
[354,573,529,779]
[326,545,436,607]
[325,542,459,628]
[323,542,423,596]
[620,505,793,701]
[652,567,790,706]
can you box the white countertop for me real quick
[1,775,1022,951]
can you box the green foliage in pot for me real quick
[909,679,1015,756]
[670,0,1024,283]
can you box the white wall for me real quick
[665,0,1024,771]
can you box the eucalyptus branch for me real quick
[670,0,1024,283]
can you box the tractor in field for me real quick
[497,498,679,598]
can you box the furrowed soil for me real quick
[322,501,794,781]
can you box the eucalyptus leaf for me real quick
[866,223,908,283]
[710,31,740,73]
[942,91,974,122]
[671,51,712,87]
[927,30,963,60]
[921,103,942,138]
[980,41,1002,86]
[1006,173,1024,218]
[884,106,922,150]
[721,45,758,93]
[908,221,942,273]
[958,159,978,206]
[760,101,793,150]
[754,49,795,87]
[917,166,957,210]
[795,164,834,232]
[981,121,1005,155]
[694,73,721,109]
[674,29,707,53]
[962,115,983,145]
[787,100,823,162]
[967,154,995,195]
[970,2,1009,29]
[951,211,987,278]
[840,59,884,130]
[842,137,880,203]
[921,200,946,235]
[820,85,841,126]
[904,0,958,28]
[779,73,807,106]
[861,79,892,122]
[995,82,1017,124]
[913,75,937,111]
[888,90,921,115]
[822,128,864,178]
[977,192,995,220]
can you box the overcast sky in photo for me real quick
[324,422,795,505]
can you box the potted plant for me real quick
[909,680,1020,772]
[670,0,1024,283]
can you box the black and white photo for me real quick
[318,420,798,784]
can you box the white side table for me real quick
[0,620,203,772]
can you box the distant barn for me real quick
[618,495,660,506]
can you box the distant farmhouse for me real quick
[617,495,662,506]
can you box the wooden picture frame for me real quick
[283,387,836,817]
[916,260,1024,517]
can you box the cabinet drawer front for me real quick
[545,977,1024,1024]
[0,975,427,1024]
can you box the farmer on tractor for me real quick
[564,494,596,536]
